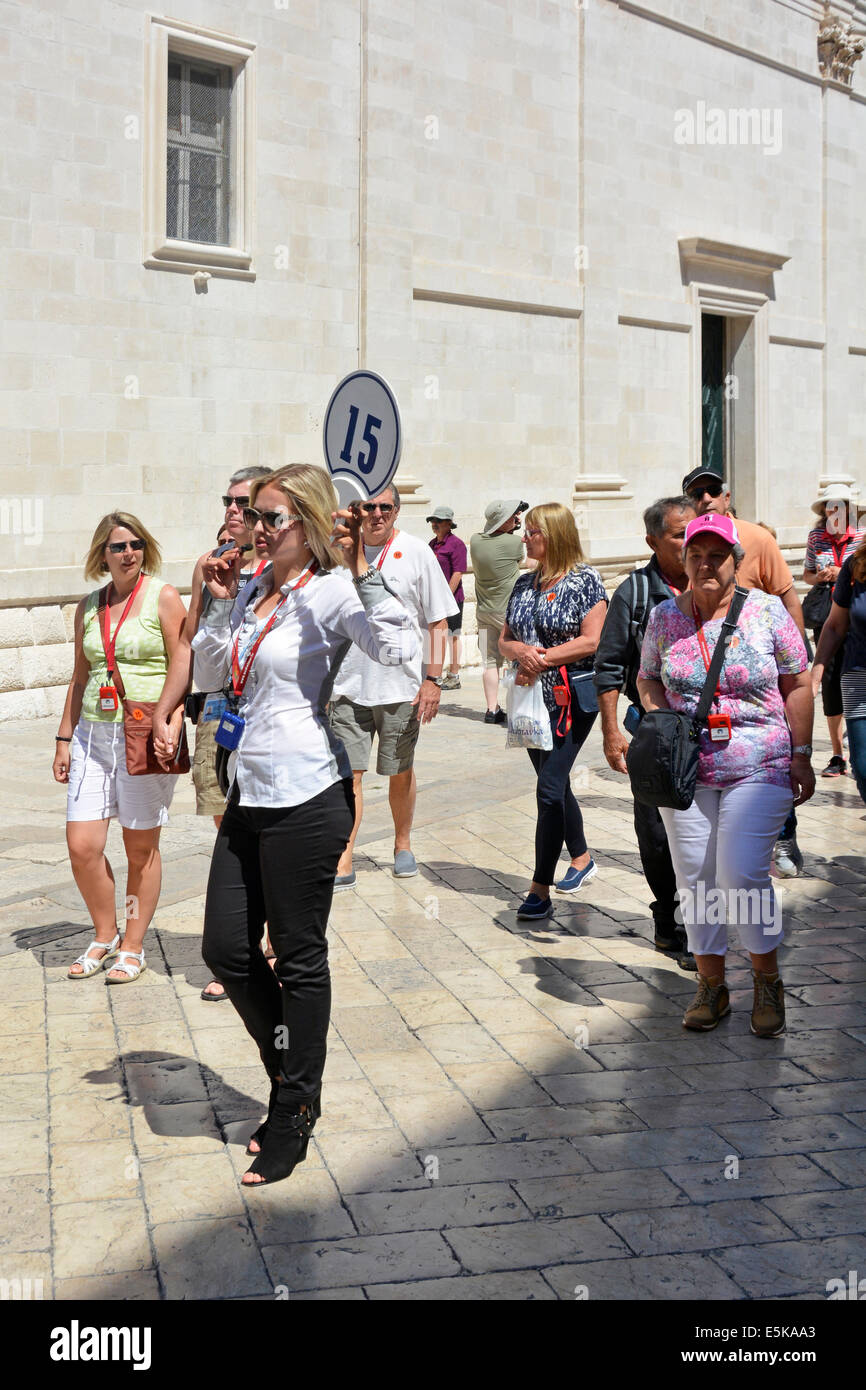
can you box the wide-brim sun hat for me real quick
[426,506,456,525]
[683,513,740,549]
[482,499,529,535]
[811,483,858,515]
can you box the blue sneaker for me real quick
[555,859,597,893]
[516,893,554,921]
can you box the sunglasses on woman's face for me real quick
[107,539,145,554]
[222,495,250,510]
[687,480,724,502]
[242,507,301,532]
[360,502,395,516]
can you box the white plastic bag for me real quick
[502,666,552,750]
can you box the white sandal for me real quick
[104,949,147,985]
[67,933,121,980]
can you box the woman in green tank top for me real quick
[53,512,187,984]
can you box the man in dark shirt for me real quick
[593,496,696,970]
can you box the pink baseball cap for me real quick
[684,513,740,548]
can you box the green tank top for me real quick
[81,577,170,723]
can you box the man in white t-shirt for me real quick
[329,482,458,883]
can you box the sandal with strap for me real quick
[105,949,147,985]
[68,933,121,980]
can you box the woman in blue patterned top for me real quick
[500,503,608,920]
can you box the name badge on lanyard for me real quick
[220,561,319,753]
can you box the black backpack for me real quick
[626,587,748,809]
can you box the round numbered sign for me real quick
[322,370,402,504]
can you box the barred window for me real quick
[166,58,232,245]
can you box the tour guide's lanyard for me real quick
[372,529,398,571]
[692,599,722,704]
[229,560,319,698]
[102,573,144,686]
[692,598,734,744]
[215,561,319,753]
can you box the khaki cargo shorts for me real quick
[476,613,507,669]
[328,696,420,776]
[192,713,228,818]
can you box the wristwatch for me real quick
[792,745,813,756]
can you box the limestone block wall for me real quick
[0,604,76,721]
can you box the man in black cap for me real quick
[681,465,808,879]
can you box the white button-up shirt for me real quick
[191,566,419,808]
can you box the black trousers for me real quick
[202,778,354,1105]
[527,697,597,887]
[632,797,679,933]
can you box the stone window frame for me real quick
[143,16,256,281]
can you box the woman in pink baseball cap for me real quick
[636,513,815,1039]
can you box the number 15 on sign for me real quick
[323,370,402,506]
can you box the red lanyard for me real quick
[372,529,398,571]
[230,561,318,697]
[661,575,682,596]
[825,536,849,568]
[102,574,144,682]
[692,599,724,704]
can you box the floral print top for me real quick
[506,565,608,711]
[638,589,808,788]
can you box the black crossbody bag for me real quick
[626,587,747,810]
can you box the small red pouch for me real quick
[552,683,570,707]
[99,685,119,712]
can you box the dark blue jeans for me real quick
[847,717,866,805]
[527,697,597,887]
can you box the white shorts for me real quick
[66,719,178,830]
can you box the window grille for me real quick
[166,58,231,245]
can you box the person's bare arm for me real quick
[636,676,671,713]
[498,621,546,677]
[779,670,815,807]
[448,570,463,595]
[153,585,192,767]
[53,599,89,784]
[412,618,447,724]
[803,565,839,587]
[598,688,629,774]
[811,603,850,695]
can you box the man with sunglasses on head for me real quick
[152,466,273,998]
[682,465,809,878]
[328,483,459,884]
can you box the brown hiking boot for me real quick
[682,974,730,1031]
[751,970,785,1037]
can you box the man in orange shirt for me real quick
[682,467,808,878]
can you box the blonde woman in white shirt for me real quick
[181,464,419,1188]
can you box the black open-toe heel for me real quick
[246,1077,280,1156]
[242,1088,320,1188]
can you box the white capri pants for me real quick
[67,719,178,831]
[659,781,793,957]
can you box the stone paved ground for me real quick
[1,679,865,1301]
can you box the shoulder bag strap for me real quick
[626,571,649,691]
[694,585,748,724]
